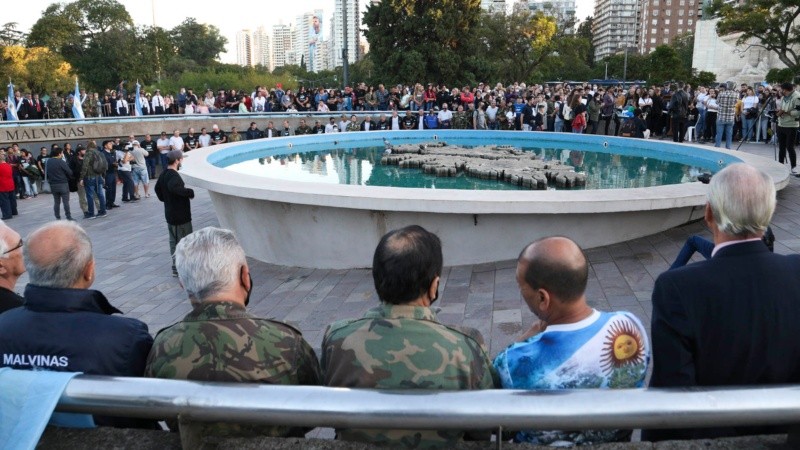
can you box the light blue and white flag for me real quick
[6,82,18,121]
[134,82,143,116]
[72,78,85,119]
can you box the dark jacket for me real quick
[155,168,194,225]
[0,286,23,313]
[0,284,154,428]
[80,148,105,179]
[44,156,73,185]
[644,241,800,441]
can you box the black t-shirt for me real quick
[377,120,390,131]
[402,115,417,129]
[314,125,325,134]
[209,130,225,144]
[141,140,157,158]
[184,134,198,149]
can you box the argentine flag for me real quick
[134,82,143,116]
[6,83,18,121]
[72,78,85,119]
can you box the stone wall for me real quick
[692,18,788,86]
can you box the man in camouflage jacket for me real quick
[145,227,321,440]
[322,225,498,448]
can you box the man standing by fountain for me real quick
[155,150,194,277]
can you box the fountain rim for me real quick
[179,130,790,215]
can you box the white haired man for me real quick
[645,163,800,441]
[145,227,321,442]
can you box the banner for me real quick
[134,82,143,116]
[72,79,85,119]
[6,83,18,121]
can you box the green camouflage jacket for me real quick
[452,111,471,129]
[346,122,360,132]
[321,303,498,448]
[145,301,322,438]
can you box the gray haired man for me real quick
[0,221,153,428]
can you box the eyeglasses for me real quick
[3,238,23,255]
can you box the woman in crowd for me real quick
[704,89,718,141]
[587,93,601,134]
[741,87,759,142]
[756,90,776,143]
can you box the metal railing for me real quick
[56,375,800,432]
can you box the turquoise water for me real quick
[225,146,712,190]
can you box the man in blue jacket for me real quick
[0,221,154,428]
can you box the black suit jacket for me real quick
[644,241,800,441]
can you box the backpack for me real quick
[572,112,586,130]
[91,150,108,174]
[562,104,573,121]
[619,118,637,137]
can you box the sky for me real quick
[8,0,596,64]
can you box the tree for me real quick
[0,46,73,93]
[0,23,26,46]
[363,0,483,86]
[648,45,686,84]
[170,18,227,67]
[28,0,132,55]
[713,0,800,71]
[576,16,595,66]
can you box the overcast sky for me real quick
[9,0,595,64]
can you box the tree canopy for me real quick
[713,0,800,71]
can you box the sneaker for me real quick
[792,168,798,175]
[96,212,108,218]
[83,212,92,219]
[87,215,97,220]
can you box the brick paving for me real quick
[7,141,798,360]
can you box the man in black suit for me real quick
[644,163,800,441]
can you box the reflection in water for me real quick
[227,146,711,191]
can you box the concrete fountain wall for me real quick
[180,130,789,269]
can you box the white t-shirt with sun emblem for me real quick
[493,309,650,446]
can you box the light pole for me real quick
[152,0,161,84]
[342,0,349,89]
[623,46,628,87]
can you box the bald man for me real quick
[0,221,154,428]
[493,237,650,446]
[0,221,24,313]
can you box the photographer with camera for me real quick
[775,82,800,174]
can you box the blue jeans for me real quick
[159,153,169,175]
[715,121,734,149]
[742,117,756,141]
[670,235,714,270]
[145,157,157,179]
[695,109,706,139]
[84,176,106,216]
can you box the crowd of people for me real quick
[0,159,798,447]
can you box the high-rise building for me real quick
[481,0,507,13]
[592,0,640,61]
[331,0,361,68]
[271,24,294,70]
[252,26,271,68]
[639,0,700,54]
[236,29,253,67]
[296,9,326,72]
[527,0,576,31]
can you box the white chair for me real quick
[685,126,695,142]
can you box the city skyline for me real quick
[9,0,596,64]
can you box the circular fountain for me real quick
[180,130,789,269]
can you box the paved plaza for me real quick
[7,141,799,360]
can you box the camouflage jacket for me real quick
[145,301,322,438]
[452,111,471,129]
[295,125,313,135]
[346,122,360,132]
[322,303,498,448]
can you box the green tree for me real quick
[170,18,227,67]
[713,0,800,71]
[0,23,26,46]
[648,45,686,84]
[363,0,483,86]
[576,16,595,65]
[0,45,74,93]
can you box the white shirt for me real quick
[696,93,708,110]
[339,120,349,131]
[743,95,759,110]
[638,97,653,108]
[437,109,453,123]
[265,128,276,138]
[151,94,164,109]
[156,138,170,154]
[253,96,266,112]
[391,116,400,130]
[169,136,184,151]
[198,134,211,147]
[325,123,336,133]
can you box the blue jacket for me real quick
[0,284,154,427]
